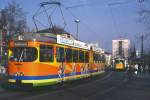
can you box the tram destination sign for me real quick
[14,41,28,47]
[57,35,90,50]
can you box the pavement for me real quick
[0,71,150,100]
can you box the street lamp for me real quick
[74,19,80,40]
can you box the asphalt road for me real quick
[0,71,150,100]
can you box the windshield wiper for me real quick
[19,50,24,62]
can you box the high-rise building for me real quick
[112,39,130,59]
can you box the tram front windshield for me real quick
[10,47,37,62]
[116,60,124,63]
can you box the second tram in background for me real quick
[114,58,127,71]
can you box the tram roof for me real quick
[12,32,104,52]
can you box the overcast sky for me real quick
[0,0,148,52]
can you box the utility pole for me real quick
[0,29,2,56]
[74,19,80,40]
[141,34,144,59]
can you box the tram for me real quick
[114,58,125,70]
[7,33,106,87]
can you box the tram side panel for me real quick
[8,41,106,87]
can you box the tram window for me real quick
[97,54,100,62]
[56,47,65,62]
[85,52,89,63]
[73,50,78,62]
[40,45,53,62]
[66,48,72,62]
[115,60,119,63]
[10,47,37,62]
[93,53,98,62]
[96,54,98,62]
[120,60,124,63]
[102,55,106,62]
[98,54,102,61]
[79,51,84,63]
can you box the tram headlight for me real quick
[15,72,19,76]
[15,73,17,76]
[20,72,24,76]
[14,72,24,76]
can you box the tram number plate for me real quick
[14,42,27,47]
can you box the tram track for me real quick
[62,71,127,100]
[0,72,110,99]
[18,72,126,100]
[0,71,127,100]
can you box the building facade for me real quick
[112,39,130,59]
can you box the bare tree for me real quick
[0,1,27,37]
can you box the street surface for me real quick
[0,71,150,100]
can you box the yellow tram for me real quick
[114,58,125,70]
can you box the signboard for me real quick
[14,41,27,47]
[74,40,90,50]
[57,35,90,50]
[57,35,74,46]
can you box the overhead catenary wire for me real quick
[34,18,48,28]
[34,6,55,17]
[62,4,100,39]
[33,1,63,32]
[59,5,67,29]
[45,1,101,39]
[105,0,131,38]
[34,0,134,44]
[65,3,89,9]
[107,4,120,36]
[33,1,101,40]
[43,5,54,30]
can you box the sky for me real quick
[0,0,149,52]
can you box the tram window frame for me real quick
[56,47,65,62]
[85,52,89,63]
[73,50,79,62]
[40,45,54,62]
[79,50,85,63]
[65,48,72,62]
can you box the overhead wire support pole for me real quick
[0,29,2,56]
[141,34,144,59]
